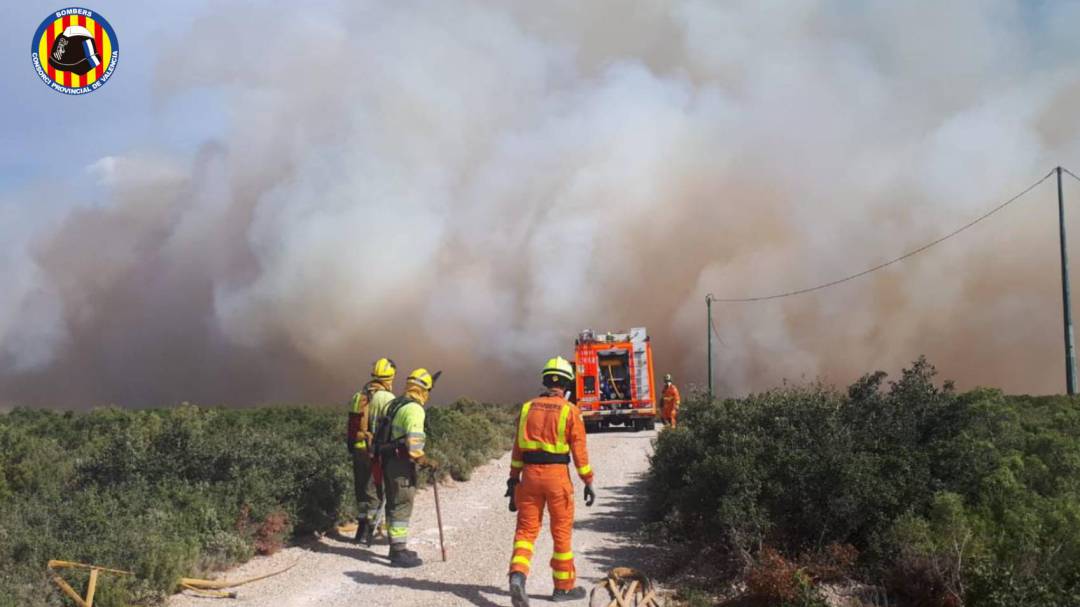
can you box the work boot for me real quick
[551,586,587,602]
[353,519,368,544]
[389,544,423,568]
[509,572,529,607]
[364,523,376,547]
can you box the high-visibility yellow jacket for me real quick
[348,381,395,451]
[510,390,593,484]
[389,402,426,460]
[386,385,427,460]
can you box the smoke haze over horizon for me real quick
[4,0,1080,408]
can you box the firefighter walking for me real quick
[507,356,595,606]
[347,358,397,545]
[375,368,440,568]
[660,373,681,428]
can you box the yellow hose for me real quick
[606,364,624,400]
[47,558,294,602]
[47,560,132,576]
[47,560,132,607]
[180,560,297,590]
[180,584,237,598]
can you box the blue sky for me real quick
[0,1,223,191]
[0,1,1073,194]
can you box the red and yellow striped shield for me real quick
[31,7,119,95]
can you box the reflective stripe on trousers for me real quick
[507,465,577,589]
[383,455,416,545]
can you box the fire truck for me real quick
[572,327,657,432]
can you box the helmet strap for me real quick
[543,374,572,390]
[405,384,430,405]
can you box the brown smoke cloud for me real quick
[4,0,1080,408]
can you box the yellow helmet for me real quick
[372,358,396,380]
[407,368,440,390]
[541,356,575,383]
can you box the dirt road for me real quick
[169,427,661,607]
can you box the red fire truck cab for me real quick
[573,327,657,432]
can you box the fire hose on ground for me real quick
[47,558,297,604]
[47,560,132,607]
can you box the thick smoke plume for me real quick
[4,0,1080,407]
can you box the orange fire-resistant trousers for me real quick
[508,464,577,590]
[662,405,678,428]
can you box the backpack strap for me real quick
[357,385,375,442]
[373,396,414,458]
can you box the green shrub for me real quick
[647,357,1080,606]
[0,398,515,606]
[426,399,515,482]
[675,587,714,607]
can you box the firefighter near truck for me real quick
[571,328,657,432]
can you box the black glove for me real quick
[584,483,596,507]
[505,478,519,512]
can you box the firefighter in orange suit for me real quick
[661,373,681,428]
[507,356,595,606]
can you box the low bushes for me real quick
[0,398,515,607]
[647,357,1080,606]
[426,398,517,482]
[745,547,827,607]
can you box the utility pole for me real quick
[1058,167,1078,395]
[706,294,714,400]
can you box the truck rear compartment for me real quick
[597,350,630,401]
[574,327,656,433]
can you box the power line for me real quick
[709,316,726,347]
[709,170,1056,303]
[1063,166,1080,184]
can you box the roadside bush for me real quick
[746,547,828,607]
[0,398,515,607]
[647,357,1080,606]
[426,398,516,482]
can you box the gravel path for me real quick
[169,428,662,607]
